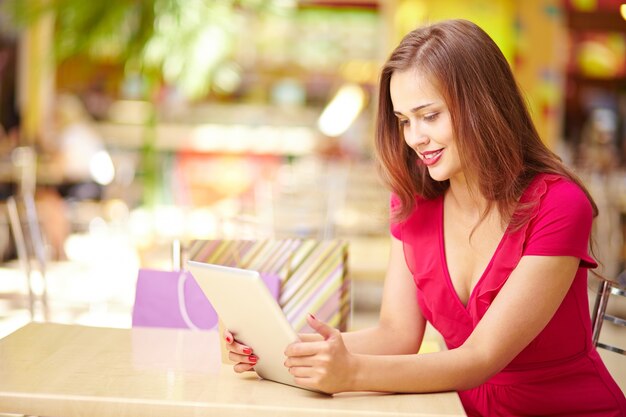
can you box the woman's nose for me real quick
[405,127,429,149]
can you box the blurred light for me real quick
[154,206,185,238]
[129,208,154,243]
[64,234,93,263]
[190,124,315,155]
[591,108,617,134]
[571,0,596,12]
[29,271,45,297]
[213,62,243,95]
[282,127,316,154]
[104,199,130,222]
[90,150,115,185]
[120,74,148,100]
[577,40,621,78]
[178,27,228,98]
[318,84,366,137]
[271,78,306,106]
[621,4,626,20]
[186,208,219,239]
[89,217,108,235]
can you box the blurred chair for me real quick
[2,146,49,320]
[591,272,626,355]
[6,193,49,320]
[11,147,36,197]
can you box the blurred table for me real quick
[0,322,466,417]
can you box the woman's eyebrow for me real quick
[393,102,435,117]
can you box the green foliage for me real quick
[4,0,289,98]
[6,0,155,64]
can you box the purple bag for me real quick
[132,268,280,330]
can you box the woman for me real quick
[225,19,626,416]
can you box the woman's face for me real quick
[389,69,463,184]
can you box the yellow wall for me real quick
[514,0,566,149]
[392,0,515,62]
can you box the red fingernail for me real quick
[243,347,252,355]
[225,336,232,344]
[308,313,316,320]
[249,355,258,363]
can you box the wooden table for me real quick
[0,322,466,417]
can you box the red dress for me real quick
[391,174,626,416]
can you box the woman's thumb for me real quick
[306,313,336,340]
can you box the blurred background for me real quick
[0,0,625,385]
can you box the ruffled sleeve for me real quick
[522,177,597,268]
[389,193,403,240]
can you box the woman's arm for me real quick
[285,254,580,393]
[342,237,426,355]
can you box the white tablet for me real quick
[186,260,310,391]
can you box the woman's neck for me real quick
[446,175,505,234]
[446,175,488,216]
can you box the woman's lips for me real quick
[421,149,443,166]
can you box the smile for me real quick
[421,149,443,166]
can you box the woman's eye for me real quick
[398,119,409,127]
[424,112,439,122]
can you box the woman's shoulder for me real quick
[391,192,440,211]
[524,173,594,226]
[389,192,441,240]
[529,173,590,208]
[520,173,597,267]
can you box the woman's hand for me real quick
[223,329,258,373]
[284,314,357,394]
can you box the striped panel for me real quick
[279,240,344,303]
[188,239,350,332]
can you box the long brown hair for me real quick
[375,19,597,230]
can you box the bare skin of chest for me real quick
[443,202,505,306]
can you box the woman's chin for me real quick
[427,169,449,182]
